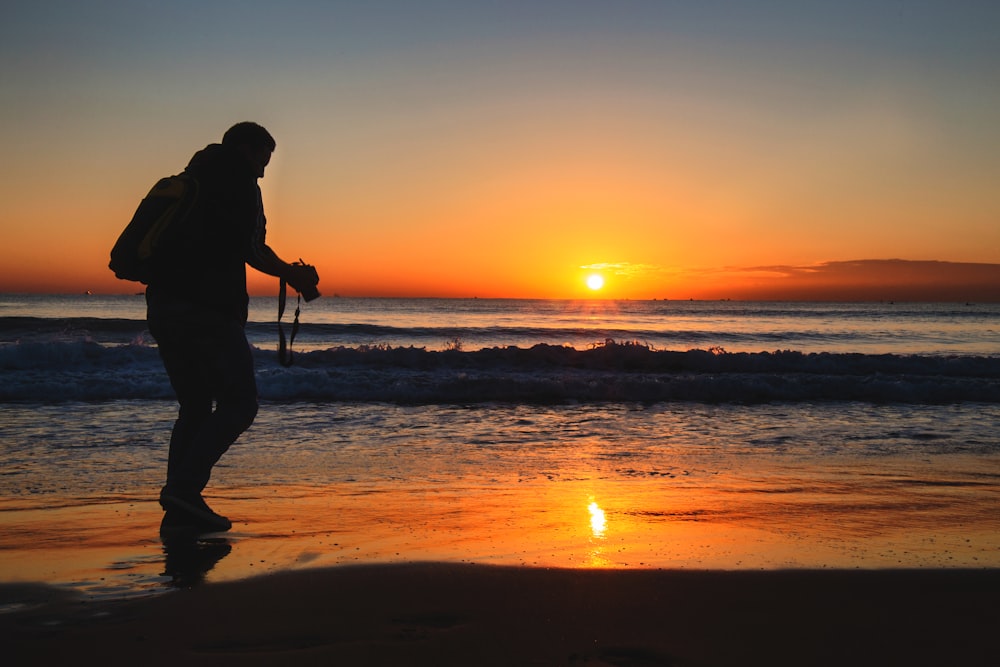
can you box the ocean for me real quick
[3,294,999,403]
[1,294,998,597]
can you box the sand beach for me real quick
[2,481,999,666]
[5,562,999,666]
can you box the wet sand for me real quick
[3,478,999,665]
[5,563,1000,666]
[2,475,999,595]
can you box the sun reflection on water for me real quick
[588,500,606,538]
[587,498,612,567]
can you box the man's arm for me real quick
[247,242,292,278]
[245,199,320,295]
[248,243,320,295]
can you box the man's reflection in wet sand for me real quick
[160,528,232,588]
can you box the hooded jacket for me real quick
[146,143,267,323]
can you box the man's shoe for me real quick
[160,509,225,536]
[159,490,232,531]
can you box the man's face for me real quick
[242,145,273,178]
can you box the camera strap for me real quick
[277,277,300,367]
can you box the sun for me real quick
[586,274,605,291]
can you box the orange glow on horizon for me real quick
[2,195,998,301]
[3,103,997,303]
[5,256,999,303]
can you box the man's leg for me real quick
[170,318,259,495]
[150,314,214,490]
[151,315,257,530]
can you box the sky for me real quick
[2,0,998,301]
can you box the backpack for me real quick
[109,174,200,283]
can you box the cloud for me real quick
[702,260,1000,302]
[579,262,666,278]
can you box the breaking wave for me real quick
[2,337,998,404]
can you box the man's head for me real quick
[222,122,276,178]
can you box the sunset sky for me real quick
[2,1,998,300]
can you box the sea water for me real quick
[2,294,998,403]
[1,294,998,596]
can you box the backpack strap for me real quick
[277,278,301,367]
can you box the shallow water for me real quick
[3,401,997,494]
[1,400,997,600]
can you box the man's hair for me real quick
[222,122,276,152]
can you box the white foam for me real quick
[2,339,997,404]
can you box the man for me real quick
[147,122,319,532]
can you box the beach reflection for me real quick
[161,532,232,589]
[587,498,613,568]
[588,500,606,538]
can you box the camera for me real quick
[300,281,320,302]
[291,261,321,302]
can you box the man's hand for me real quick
[286,262,320,301]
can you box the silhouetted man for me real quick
[147,122,319,532]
